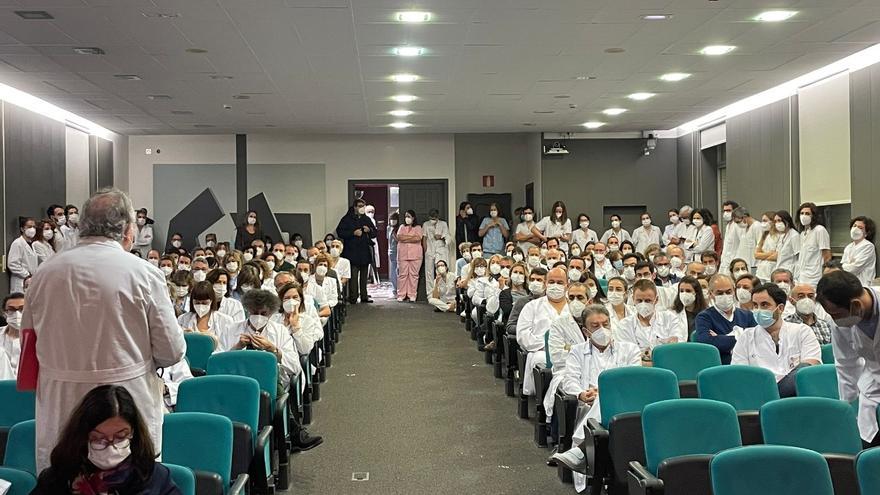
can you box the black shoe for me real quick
[348,299,358,305]
[362,298,374,303]
[434,308,442,312]
[291,430,323,452]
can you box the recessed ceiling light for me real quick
[522,122,537,126]
[113,74,142,80]
[393,46,423,57]
[15,10,53,20]
[390,122,412,129]
[141,12,180,19]
[533,110,555,114]
[699,45,736,56]
[574,75,597,80]
[582,121,606,129]
[628,92,655,101]
[391,94,417,102]
[209,74,233,80]
[755,10,797,22]
[193,124,215,128]
[171,110,193,115]
[186,48,208,54]
[73,47,105,55]
[390,73,419,83]
[232,95,251,100]
[641,14,671,20]
[660,72,691,82]
[604,47,626,54]
[389,109,413,117]
[397,11,431,23]
[147,94,172,100]
[602,108,628,115]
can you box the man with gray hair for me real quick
[22,188,186,472]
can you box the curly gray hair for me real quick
[80,188,135,242]
[242,289,280,314]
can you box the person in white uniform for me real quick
[535,201,573,253]
[732,283,821,397]
[59,204,81,251]
[616,279,688,361]
[516,267,571,396]
[732,207,761,272]
[7,217,39,293]
[276,282,324,356]
[423,209,451,295]
[631,212,662,253]
[600,214,631,245]
[683,209,715,262]
[133,208,154,258]
[571,214,599,251]
[842,216,876,287]
[773,210,800,274]
[428,260,458,312]
[754,211,780,282]
[159,357,194,412]
[22,188,186,473]
[795,202,831,286]
[662,209,681,245]
[817,270,880,447]
[543,283,588,423]
[0,292,24,376]
[177,281,236,350]
[718,201,740,275]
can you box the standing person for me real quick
[571,214,599,251]
[60,204,81,250]
[773,210,799,274]
[396,210,424,302]
[662,209,681,245]
[387,212,400,297]
[535,201,573,253]
[842,216,876,287]
[455,201,480,251]
[631,212,662,253]
[8,217,39,293]
[336,198,376,304]
[515,206,541,253]
[234,210,263,251]
[133,208,154,257]
[33,219,58,267]
[719,200,740,274]
[796,202,831,286]
[754,211,780,282]
[365,204,381,276]
[424,208,451,295]
[683,209,715,261]
[599,214,631,245]
[47,205,68,252]
[732,207,761,272]
[22,188,186,473]
[478,203,509,257]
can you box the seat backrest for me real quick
[642,399,742,474]
[176,375,260,444]
[0,466,36,495]
[711,445,833,495]
[652,342,721,381]
[795,364,839,399]
[207,350,278,404]
[163,463,196,495]
[697,365,779,411]
[760,397,862,455]
[184,333,216,371]
[857,447,880,495]
[820,344,834,364]
[597,367,680,428]
[0,381,35,427]
[162,412,233,487]
[2,420,35,475]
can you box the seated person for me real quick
[158,357,194,412]
[632,260,677,309]
[550,304,641,488]
[311,253,340,309]
[543,282,589,423]
[33,385,178,493]
[616,279,687,363]
[732,283,821,397]
[488,262,530,325]
[296,261,331,319]
[0,292,24,376]
[177,281,235,350]
[694,274,757,364]
[784,283,834,345]
[516,267,570,396]
[277,282,324,355]
[429,259,457,312]
[505,267,548,335]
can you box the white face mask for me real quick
[510,272,525,286]
[760,221,771,231]
[715,294,735,312]
[466,207,474,215]
[733,270,748,279]
[273,250,284,259]
[316,265,328,276]
[367,211,375,218]
[523,213,533,222]
[55,216,66,226]
[670,256,683,268]
[580,221,590,229]
[294,240,304,248]
[23,227,35,239]
[657,265,670,277]
[474,266,487,277]
[462,251,472,261]
[682,218,691,226]
[437,265,448,275]
[528,255,541,266]
[88,441,131,471]
[528,280,545,295]
[177,264,191,272]
[216,249,227,259]
[489,263,502,275]
[569,299,586,318]
[161,266,173,276]
[775,222,786,233]
[679,291,696,306]
[194,303,211,318]
[546,283,566,301]
[607,291,625,306]
[284,255,297,265]
[226,262,239,272]
[641,219,651,227]
[704,265,717,276]
[175,286,189,298]
[722,211,733,222]
[490,210,498,218]
[266,261,276,271]
[623,266,636,281]
[796,297,816,315]
[171,240,182,248]
[247,216,257,225]
[137,217,146,226]
[568,268,582,282]
[330,247,341,257]
[405,216,413,225]
[589,327,611,347]
[67,213,79,224]
[693,218,704,228]
[851,227,864,241]
[669,215,679,224]
[42,229,53,240]
[588,286,598,299]
[248,314,269,329]
[255,247,264,257]
[594,253,606,262]
[776,282,791,296]
[206,240,216,247]
[243,253,254,262]
[5,310,22,329]
[390,219,398,226]
[736,288,752,304]
[636,301,655,319]
[148,258,159,267]
[608,244,619,252]
[299,271,311,281]
[283,299,300,314]
[192,270,207,282]
[500,267,510,278]
[800,214,812,227]
[512,253,524,262]
[213,284,226,299]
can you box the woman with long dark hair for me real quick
[33,385,179,494]
[234,210,263,251]
[395,209,424,302]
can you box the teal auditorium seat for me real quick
[651,342,721,398]
[795,364,839,399]
[184,333,216,374]
[0,466,36,495]
[760,397,861,494]
[162,412,247,495]
[627,398,742,495]
[711,445,834,495]
[164,463,196,495]
[697,365,779,444]
[0,381,35,461]
[583,367,680,495]
[820,343,834,364]
[2,420,35,476]
[856,447,880,495]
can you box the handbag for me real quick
[16,328,38,391]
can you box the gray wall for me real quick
[851,63,880,226]
[541,138,678,232]
[454,133,533,214]
[726,97,800,216]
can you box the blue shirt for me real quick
[480,217,509,255]
[694,306,757,364]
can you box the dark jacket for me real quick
[694,306,757,364]
[336,207,377,266]
[234,225,264,251]
[33,462,180,495]
[455,214,480,245]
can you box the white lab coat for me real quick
[22,237,186,473]
[0,325,21,375]
[177,311,237,351]
[333,256,351,281]
[735,222,762,269]
[423,219,451,294]
[218,297,246,323]
[833,287,880,441]
[430,272,458,311]
[600,228,631,245]
[605,303,635,336]
[797,225,830,286]
[0,349,13,380]
[731,321,821,381]
[842,240,877,287]
[544,315,585,419]
[756,233,780,282]
[631,225,662,253]
[683,225,715,261]
[311,275,339,308]
[283,311,324,356]
[536,217,573,252]
[719,222,739,275]
[32,241,55,267]
[217,320,302,390]
[593,259,616,280]
[775,230,799,274]
[516,296,570,395]
[59,224,80,251]
[159,358,194,410]
[134,224,154,257]
[616,309,688,351]
[571,228,599,251]
[7,237,38,293]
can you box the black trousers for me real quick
[349,263,370,302]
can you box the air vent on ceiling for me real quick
[193,124,215,128]
[142,12,180,19]
[186,48,208,54]
[209,75,233,80]
[171,110,193,115]
[147,94,172,100]
[15,11,53,20]
[73,47,105,55]
[114,74,142,80]
[232,95,251,100]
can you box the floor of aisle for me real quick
[283,291,573,494]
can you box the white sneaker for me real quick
[460,311,466,317]
[551,446,587,474]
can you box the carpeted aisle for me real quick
[284,296,572,494]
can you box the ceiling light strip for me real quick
[0,82,113,138]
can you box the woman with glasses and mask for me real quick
[32,385,178,494]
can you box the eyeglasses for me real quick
[89,434,132,451]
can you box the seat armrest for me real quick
[825,453,858,495]
[627,461,664,495]
[656,454,713,494]
[228,474,250,495]
[587,418,608,439]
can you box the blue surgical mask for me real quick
[752,308,778,328]
[612,260,623,270]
